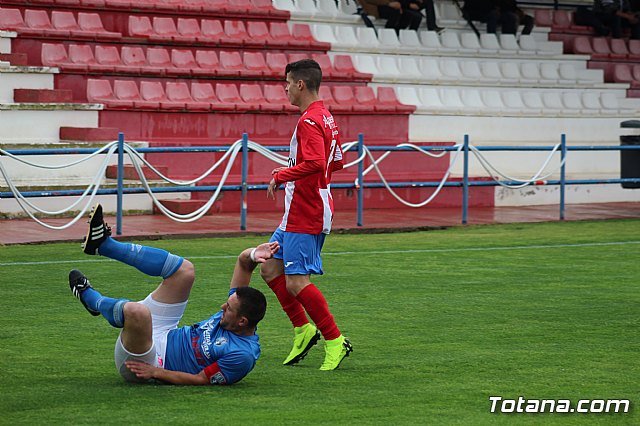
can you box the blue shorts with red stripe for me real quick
[269,228,326,275]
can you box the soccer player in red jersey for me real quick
[260,59,352,370]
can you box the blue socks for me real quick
[81,287,127,328]
[97,237,183,278]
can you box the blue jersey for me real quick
[164,290,260,385]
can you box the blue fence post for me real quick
[357,133,364,227]
[116,132,124,235]
[462,134,469,225]
[560,133,566,221]
[240,133,248,231]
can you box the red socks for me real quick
[296,284,341,341]
[267,275,308,328]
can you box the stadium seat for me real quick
[113,80,144,108]
[216,83,253,111]
[240,84,279,111]
[356,26,381,50]
[332,25,359,50]
[498,34,521,55]
[176,18,201,41]
[87,79,133,108]
[398,29,422,50]
[552,9,572,29]
[218,50,245,77]
[610,38,630,59]
[67,44,97,72]
[120,46,146,74]
[243,51,269,77]
[438,88,465,114]
[502,90,528,115]
[420,57,443,82]
[460,60,484,82]
[461,89,498,114]
[541,91,564,115]
[193,50,219,76]
[498,62,521,84]
[128,15,153,38]
[534,9,554,27]
[521,91,545,114]
[480,61,502,83]
[378,28,403,51]
[166,81,209,110]
[628,39,640,60]
[24,9,69,37]
[520,62,542,84]
[51,11,94,39]
[481,90,506,111]
[562,91,586,114]
[200,19,224,43]
[93,45,120,73]
[334,54,371,80]
[310,54,336,79]
[377,55,402,82]
[224,20,252,47]
[41,43,69,68]
[439,59,464,83]
[150,17,180,42]
[270,21,305,48]
[396,86,423,110]
[419,30,442,52]
[377,86,415,113]
[591,37,613,59]
[354,86,382,112]
[146,47,171,75]
[78,12,121,40]
[190,82,235,111]
[334,85,372,112]
[246,21,274,47]
[140,80,184,109]
[263,84,296,112]
[292,23,328,49]
[540,62,561,83]
[581,91,604,114]
[460,32,483,53]
[170,49,197,76]
[266,52,288,77]
[319,85,346,113]
[571,36,593,55]
[0,8,25,31]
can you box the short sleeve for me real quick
[214,352,255,385]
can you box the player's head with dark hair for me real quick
[285,59,322,93]
[235,286,267,329]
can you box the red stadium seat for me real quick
[291,23,329,50]
[632,65,640,83]
[41,43,69,68]
[51,11,94,39]
[87,79,133,108]
[613,63,633,83]
[628,39,640,60]
[176,18,201,41]
[287,52,309,64]
[216,83,252,111]
[250,0,273,16]
[243,51,269,77]
[333,55,372,80]
[377,86,415,113]
[333,85,371,112]
[178,0,205,12]
[591,37,612,60]
[218,50,244,77]
[534,9,553,27]
[200,19,224,44]
[311,54,336,79]
[166,82,209,110]
[145,47,171,75]
[610,38,630,59]
[318,85,345,113]
[113,80,143,107]
[240,83,279,111]
[247,20,276,47]
[191,82,235,111]
[193,50,220,76]
[139,80,183,109]
[265,52,288,77]
[150,17,178,42]
[67,44,97,72]
[93,45,120,73]
[170,49,196,76]
[78,13,121,40]
[270,22,305,48]
[263,84,296,112]
[128,15,153,38]
[0,8,25,31]
[120,46,146,74]
[152,0,183,12]
[24,9,69,37]
[552,9,572,29]
[571,36,593,55]
[224,20,250,46]
[354,86,381,111]
[224,0,251,14]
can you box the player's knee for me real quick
[259,260,280,283]
[178,259,196,286]
[124,302,151,324]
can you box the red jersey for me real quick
[273,100,343,234]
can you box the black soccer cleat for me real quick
[82,203,111,255]
[69,269,100,316]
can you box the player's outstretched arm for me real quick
[125,361,209,385]
[229,242,280,289]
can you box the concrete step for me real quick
[14,88,73,103]
[154,199,218,216]
[0,53,28,66]
[60,126,119,142]
[105,164,170,180]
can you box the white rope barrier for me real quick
[0,139,569,228]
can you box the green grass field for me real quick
[1,220,638,425]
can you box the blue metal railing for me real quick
[2,133,640,234]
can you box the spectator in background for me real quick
[414,0,445,33]
[462,0,534,35]
[358,0,423,32]
[592,0,640,38]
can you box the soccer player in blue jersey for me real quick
[68,203,278,385]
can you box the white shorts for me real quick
[114,294,188,383]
